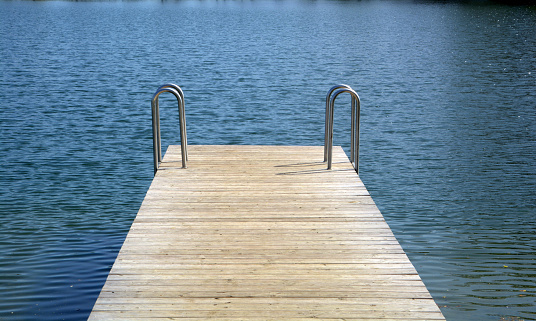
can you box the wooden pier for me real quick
[89,145,445,320]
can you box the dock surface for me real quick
[89,145,445,320]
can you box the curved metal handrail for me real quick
[324,84,352,162]
[326,87,361,173]
[151,85,187,174]
[155,83,188,163]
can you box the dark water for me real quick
[0,1,535,320]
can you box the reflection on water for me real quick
[0,0,535,320]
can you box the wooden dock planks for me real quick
[88,145,445,320]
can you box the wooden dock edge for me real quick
[89,145,445,320]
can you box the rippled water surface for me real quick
[1,1,535,320]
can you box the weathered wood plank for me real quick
[88,145,444,320]
[104,273,423,281]
[95,290,436,300]
[93,307,445,321]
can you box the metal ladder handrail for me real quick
[151,84,188,174]
[325,86,361,173]
[324,84,353,162]
[155,83,188,162]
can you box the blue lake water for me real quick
[0,1,535,320]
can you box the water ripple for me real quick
[1,1,535,320]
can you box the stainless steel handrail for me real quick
[325,86,361,173]
[324,84,352,162]
[155,83,188,163]
[151,84,187,174]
